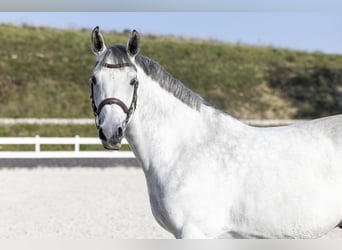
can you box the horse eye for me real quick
[130,78,136,85]
[91,75,97,85]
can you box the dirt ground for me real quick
[0,166,171,239]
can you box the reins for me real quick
[91,62,139,129]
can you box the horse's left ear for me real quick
[91,26,107,56]
[127,30,140,57]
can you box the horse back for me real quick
[294,114,342,148]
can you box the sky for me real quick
[0,12,342,54]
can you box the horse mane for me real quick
[106,45,204,111]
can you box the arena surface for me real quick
[0,166,171,239]
[0,165,340,239]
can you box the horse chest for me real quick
[144,163,233,237]
[145,174,179,233]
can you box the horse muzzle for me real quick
[102,141,122,150]
[99,127,124,150]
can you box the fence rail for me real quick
[0,119,307,159]
[0,118,306,126]
[0,136,134,159]
[0,118,94,125]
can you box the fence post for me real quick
[75,135,80,152]
[35,135,40,152]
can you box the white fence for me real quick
[0,136,135,159]
[0,118,306,126]
[0,118,94,125]
[0,119,305,159]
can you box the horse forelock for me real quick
[102,45,131,65]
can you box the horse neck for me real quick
[125,70,204,171]
[125,68,246,173]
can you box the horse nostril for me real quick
[99,128,107,141]
[117,126,123,138]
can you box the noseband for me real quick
[90,62,139,129]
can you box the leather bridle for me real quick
[90,62,139,129]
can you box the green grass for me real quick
[0,124,96,137]
[1,23,342,123]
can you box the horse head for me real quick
[90,26,140,150]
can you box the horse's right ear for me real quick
[127,30,140,57]
[91,26,107,56]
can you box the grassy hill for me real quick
[1,24,342,120]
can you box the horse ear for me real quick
[127,30,140,57]
[91,26,107,56]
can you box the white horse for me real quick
[89,27,342,239]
